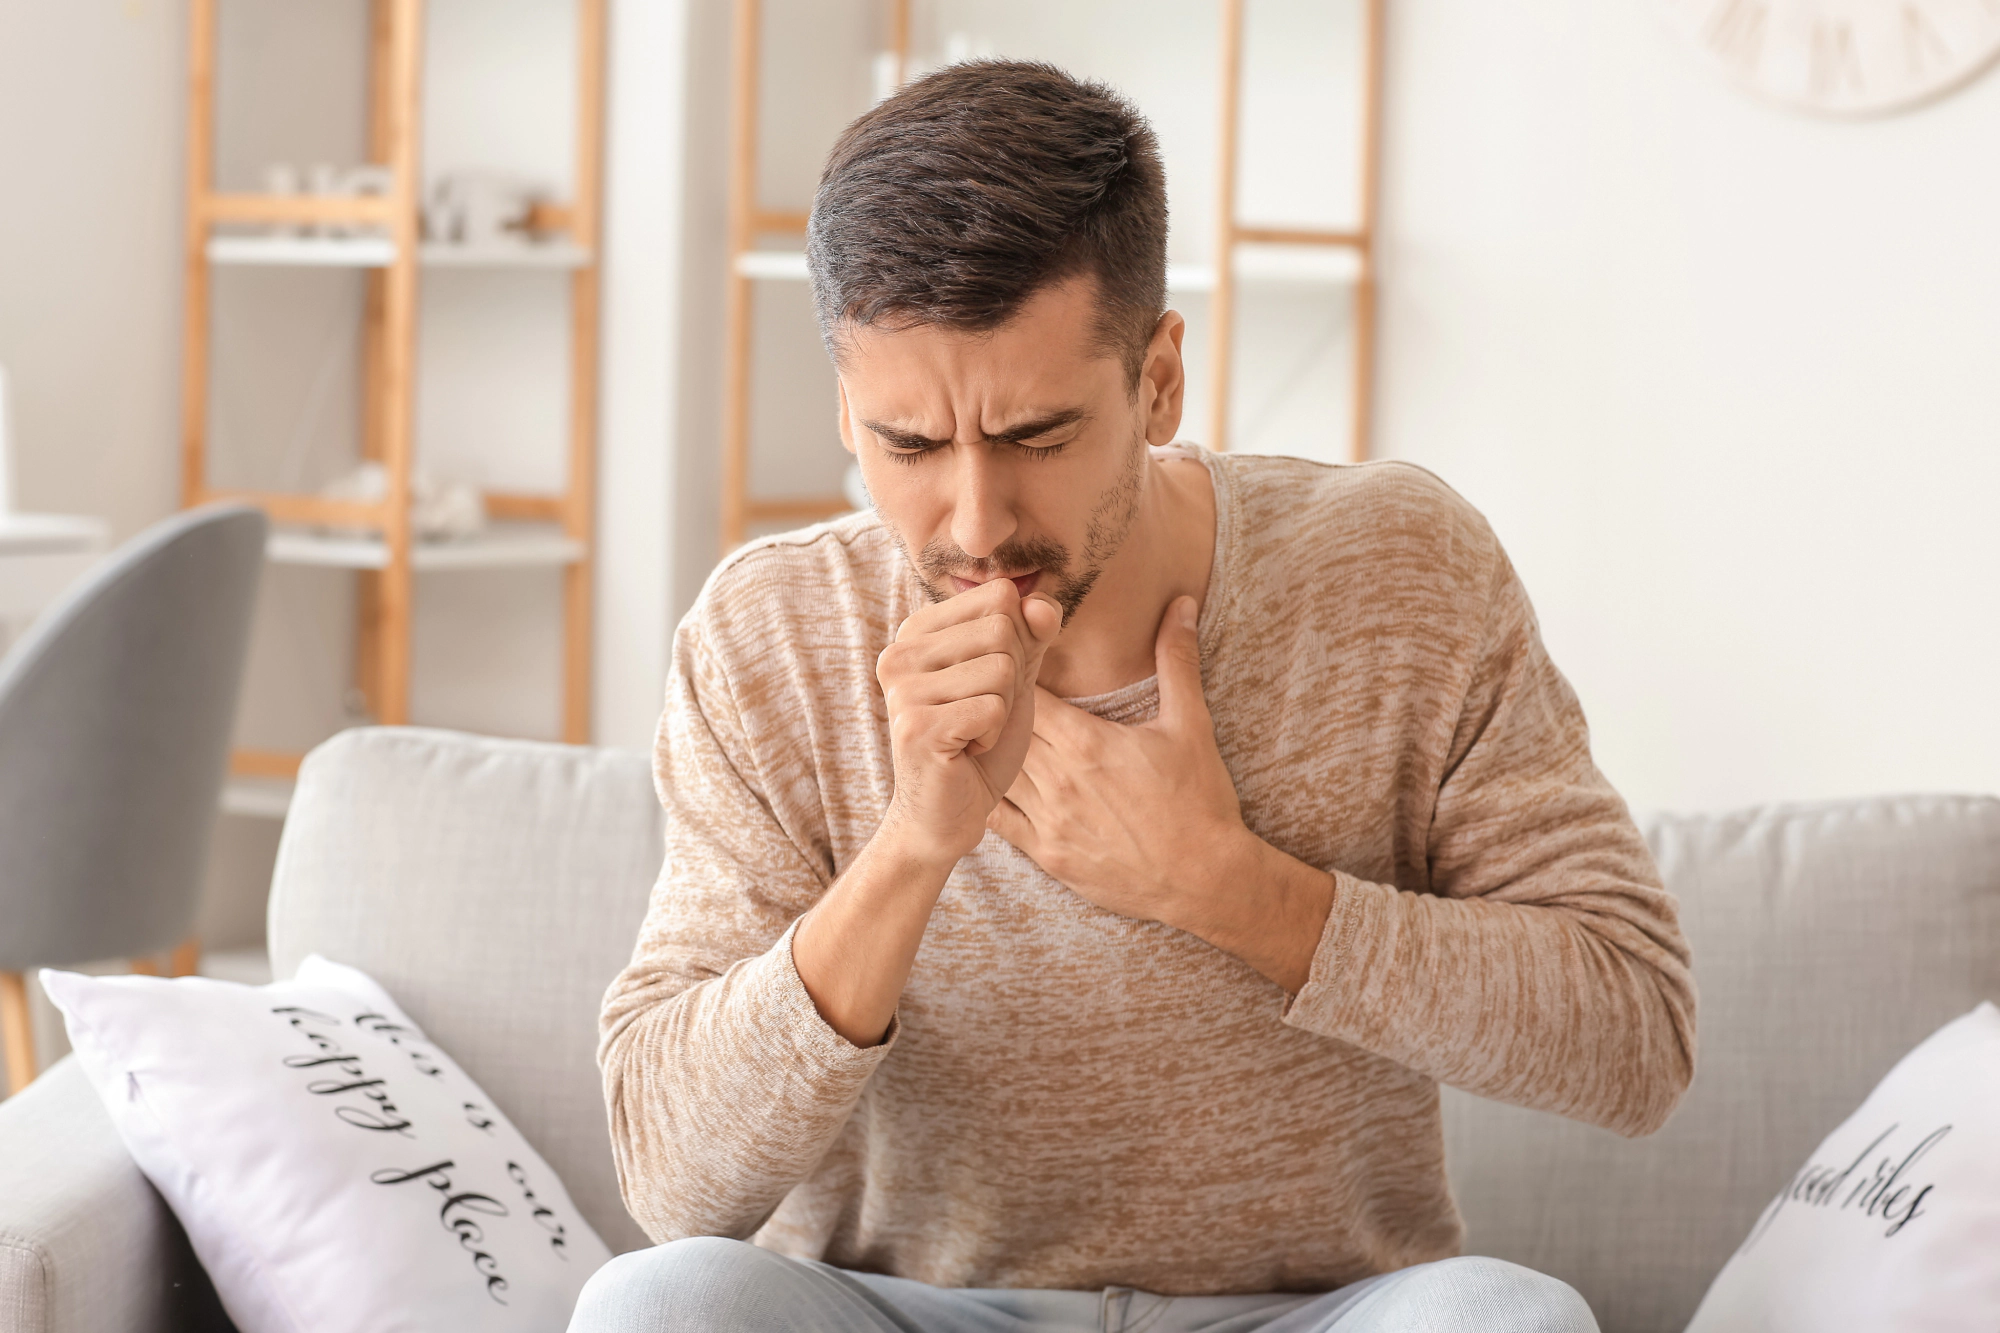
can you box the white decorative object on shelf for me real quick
[317,462,486,542]
[1664,0,2000,114]
[254,161,394,241]
[425,172,545,248]
[260,163,305,237]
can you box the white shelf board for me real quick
[266,524,586,571]
[419,240,593,268]
[0,512,109,557]
[208,235,594,269]
[736,250,811,281]
[209,234,396,267]
[220,776,293,820]
[732,247,1361,289]
[1172,245,1364,290]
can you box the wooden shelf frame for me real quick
[720,0,910,552]
[181,0,607,778]
[1208,0,1385,460]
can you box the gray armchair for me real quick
[0,503,266,1093]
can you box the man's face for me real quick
[835,278,1185,624]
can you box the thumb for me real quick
[1020,592,1063,673]
[1152,595,1208,732]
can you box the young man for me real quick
[579,61,1695,1333]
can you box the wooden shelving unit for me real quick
[179,0,607,788]
[1208,0,1384,460]
[720,0,911,553]
[718,0,1386,551]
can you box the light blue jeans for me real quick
[568,1237,1599,1333]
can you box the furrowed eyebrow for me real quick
[862,408,1089,451]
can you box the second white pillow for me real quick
[1686,1002,2000,1332]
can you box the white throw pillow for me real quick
[41,956,612,1333]
[1686,1002,2000,1332]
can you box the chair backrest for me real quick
[1445,794,2000,1333]
[0,503,266,969]
[268,727,662,1254]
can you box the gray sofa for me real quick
[1,727,1995,1333]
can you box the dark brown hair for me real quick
[806,60,1168,385]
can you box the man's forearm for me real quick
[792,821,958,1047]
[1166,829,1336,994]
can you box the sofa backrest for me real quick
[1446,794,2000,1332]
[269,729,2000,1332]
[268,728,661,1254]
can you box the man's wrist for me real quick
[1167,826,1336,995]
[868,810,971,885]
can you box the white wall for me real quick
[0,0,183,536]
[1375,1,2000,812]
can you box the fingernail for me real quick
[1179,598,1197,630]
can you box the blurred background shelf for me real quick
[206,235,594,268]
[206,234,397,266]
[218,775,293,821]
[265,524,586,571]
[181,0,608,770]
[733,247,1364,289]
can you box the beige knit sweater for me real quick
[600,444,1696,1295]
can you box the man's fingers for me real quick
[1019,592,1063,664]
[1004,755,1046,819]
[1151,595,1210,735]
[897,657,1016,757]
[881,615,1022,680]
[985,796,1035,853]
[894,574,1025,642]
[1029,686,1093,745]
[927,694,1010,755]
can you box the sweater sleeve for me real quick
[1281,546,1697,1138]
[598,620,893,1243]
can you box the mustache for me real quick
[915,535,1072,583]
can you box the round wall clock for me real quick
[1665,0,2000,114]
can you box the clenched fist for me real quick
[875,576,1064,865]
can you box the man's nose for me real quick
[948,443,1018,561]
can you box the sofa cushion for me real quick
[267,728,661,1255]
[1444,794,2000,1333]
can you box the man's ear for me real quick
[1141,310,1187,448]
[836,380,858,456]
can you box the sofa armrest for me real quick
[0,1057,231,1333]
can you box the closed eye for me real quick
[865,409,1088,464]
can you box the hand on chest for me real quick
[984,605,1247,927]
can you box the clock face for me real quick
[1667,0,2000,114]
